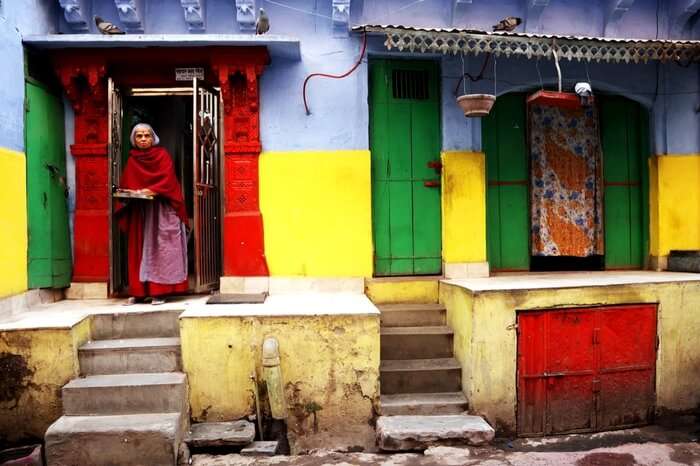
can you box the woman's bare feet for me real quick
[123,297,138,306]
[151,297,166,305]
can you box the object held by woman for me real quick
[116,123,188,304]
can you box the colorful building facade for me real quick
[2,0,700,452]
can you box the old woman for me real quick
[117,123,188,305]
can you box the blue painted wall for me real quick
[0,0,57,152]
[52,0,699,156]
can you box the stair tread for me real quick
[378,303,445,312]
[381,392,467,405]
[64,372,185,389]
[380,358,461,372]
[380,326,453,335]
[80,337,181,351]
[46,412,181,433]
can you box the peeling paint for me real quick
[0,352,33,406]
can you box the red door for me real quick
[517,304,657,436]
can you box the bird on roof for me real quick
[492,16,522,32]
[256,8,270,35]
[95,16,125,35]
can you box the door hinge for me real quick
[592,328,600,345]
[24,97,30,113]
[592,379,601,393]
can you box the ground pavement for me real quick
[192,422,700,465]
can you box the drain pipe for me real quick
[250,373,264,441]
[262,337,291,454]
[262,337,287,420]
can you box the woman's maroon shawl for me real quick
[117,146,188,224]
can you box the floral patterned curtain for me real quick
[529,103,603,257]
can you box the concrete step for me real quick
[79,337,181,375]
[91,310,182,340]
[62,372,187,416]
[185,421,255,448]
[45,412,183,466]
[380,358,461,394]
[376,414,495,451]
[381,326,454,360]
[379,303,446,327]
[380,392,468,416]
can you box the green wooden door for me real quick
[483,93,530,271]
[25,81,71,288]
[600,96,649,269]
[370,59,442,276]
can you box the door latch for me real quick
[427,160,442,173]
[424,180,441,188]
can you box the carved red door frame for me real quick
[53,47,270,284]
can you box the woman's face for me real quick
[134,129,154,149]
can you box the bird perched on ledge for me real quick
[493,16,522,32]
[95,16,125,35]
[256,8,270,35]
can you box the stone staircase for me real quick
[377,301,494,450]
[379,303,467,415]
[45,310,188,466]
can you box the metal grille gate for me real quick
[192,78,222,292]
[108,78,127,296]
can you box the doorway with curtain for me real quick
[484,93,649,272]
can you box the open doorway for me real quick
[484,93,650,272]
[109,80,222,296]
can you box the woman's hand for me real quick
[138,188,155,196]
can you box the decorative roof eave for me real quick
[352,25,700,64]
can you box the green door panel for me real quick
[484,93,529,271]
[600,96,648,269]
[26,81,71,288]
[389,181,414,260]
[370,59,441,276]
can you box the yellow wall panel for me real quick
[441,151,486,263]
[440,280,700,433]
[654,154,700,256]
[365,279,439,304]
[260,151,373,277]
[0,319,90,442]
[0,148,27,297]
[180,314,380,452]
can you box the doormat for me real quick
[207,293,267,304]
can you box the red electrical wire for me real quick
[302,31,368,115]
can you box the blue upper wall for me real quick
[44,0,700,154]
[0,1,57,152]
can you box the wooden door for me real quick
[25,81,71,288]
[517,304,657,436]
[370,59,442,276]
[483,93,529,271]
[600,97,649,269]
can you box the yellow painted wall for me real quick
[0,319,91,443]
[0,147,27,298]
[650,154,700,257]
[441,151,487,263]
[365,279,439,304]
[439,281,700,433]
[180,314,380,452]
[259,150,373,277]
